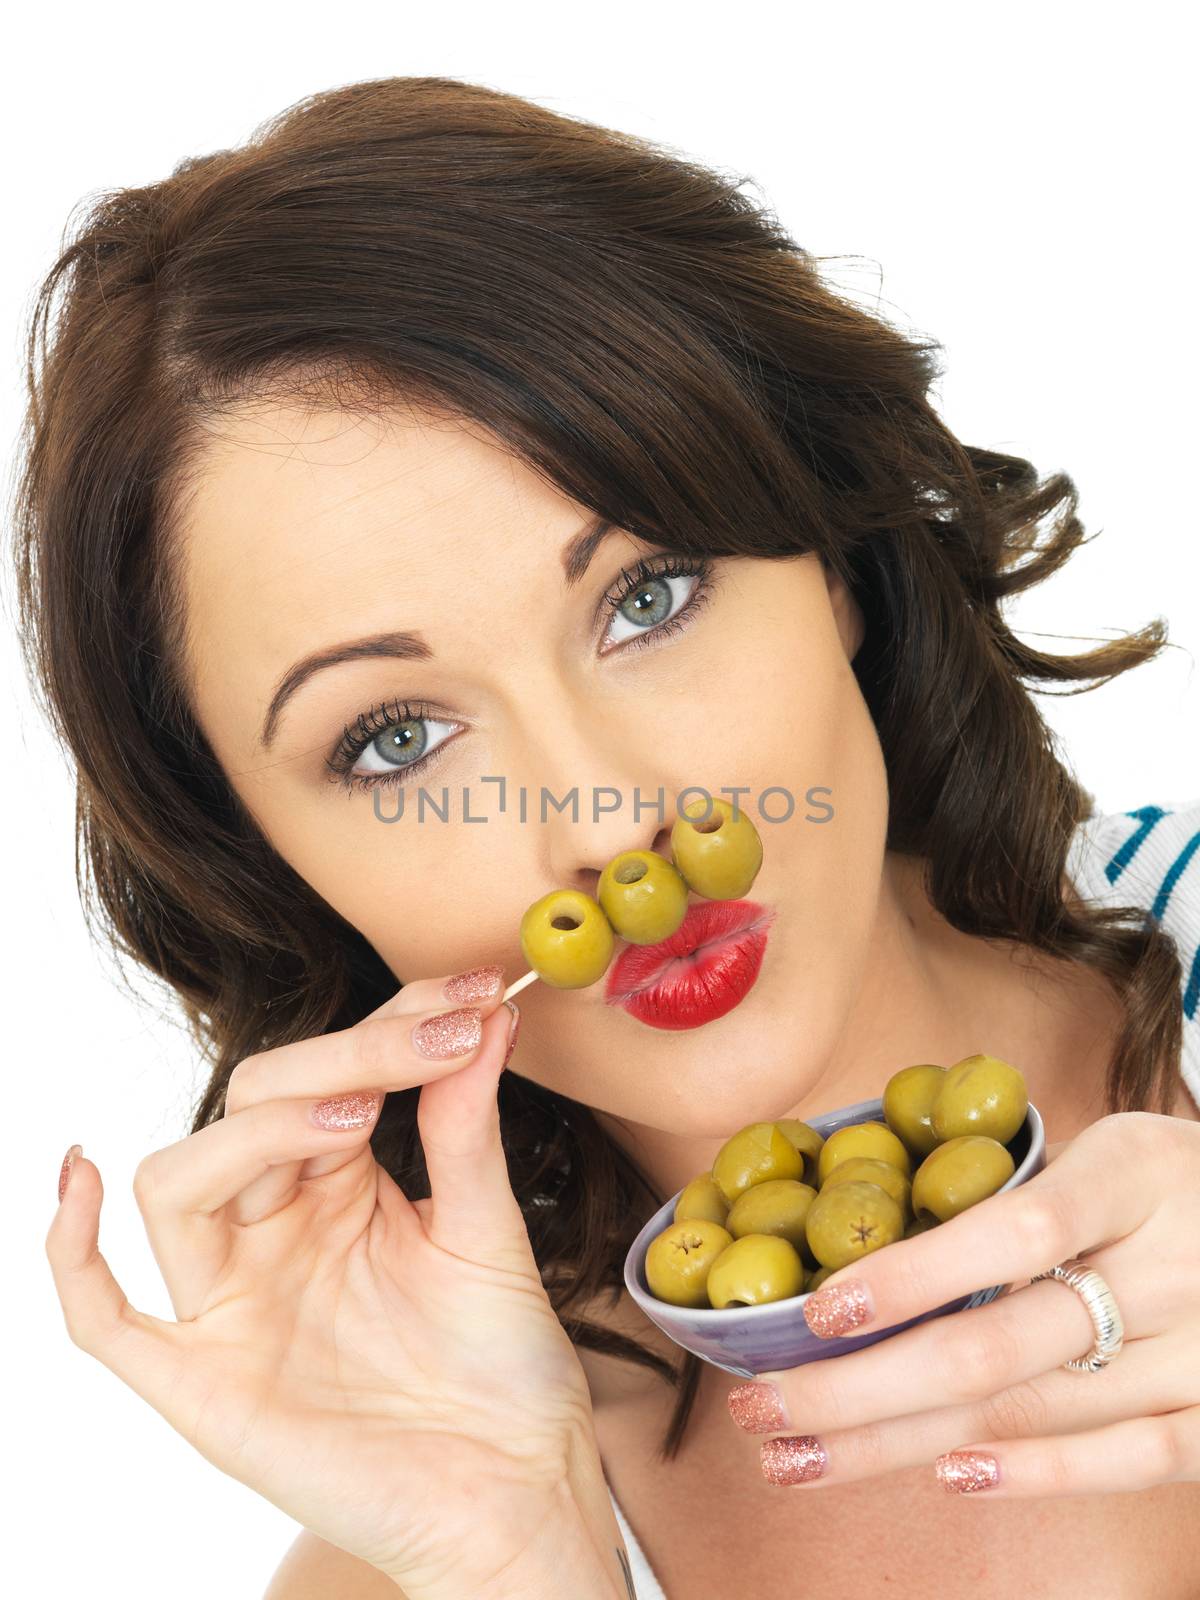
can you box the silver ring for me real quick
[1029,1257,1125,1371]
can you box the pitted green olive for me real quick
[882,1063,947,1159]
[519,889,614,988]
[674,1174,730,1227]
[706,1233,807,1308]
[725,1178,817,1253]
[711,1121,804,1204]
[598,849,690,945]
[931,1053,1029,1146]
[820,1156,911,1218]
[805,1180,904,1270]
[911,1134,1015,1222]
[645,1218,734,1307]
[817,1120,912,1185]
[670,796,763,901]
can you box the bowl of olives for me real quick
[623,1054,1045,1379]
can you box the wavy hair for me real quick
[9,76,1184,1460]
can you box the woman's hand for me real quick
[725,1112,1200,1497]
[46,970,605,1598]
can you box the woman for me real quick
[18,76,1199,1599]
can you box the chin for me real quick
[635,1046,831,1142]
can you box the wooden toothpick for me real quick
[502,969,540,1003]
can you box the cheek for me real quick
[752,627,888,911]
[250,790,511,981]
[778,654,890,1008]
[807,655,890,891]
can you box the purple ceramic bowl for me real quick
[623,1096,1045,1379]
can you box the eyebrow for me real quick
[257,513,619,751]
[258,630,434,751]
[561,514,618,589]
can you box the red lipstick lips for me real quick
[605,898,775,1030]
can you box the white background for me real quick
[3,4,1196,1594]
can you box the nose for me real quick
[544,775,682,902]
[503,682,698,902]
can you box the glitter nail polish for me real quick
[442,964,504,1005]
[310,1091,383,1131]
[936,1450,1000,1493]
[803,1277,873,1338]
[760,1435,828,1485]
[58,1143,82,1204]
[413,1006,484,1059]
[727,1381,790,1433]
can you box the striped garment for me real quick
[607,797,1200,1597]
[1065,797,1200,1111]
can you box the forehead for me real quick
[180,398,557,591]
[174,400,580,758]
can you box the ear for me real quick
[821,557,865,661]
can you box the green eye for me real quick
[602,556,712,650]
[371,718,426,765]
[327,698,462,792]
[618,574,675,628]
[349,714,458,780]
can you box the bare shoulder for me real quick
[263,1529,403,1598]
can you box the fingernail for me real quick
[413,1006,484,1060]
[803,1277,873,1338]
[760,1435,828,1485]
[935,1450,1000,1494]
[502,1000,521,1067]
[310,1092,383,1131]
[727,1380,790,1433]
[57,1143,82,1204]
[442,964,504,1005]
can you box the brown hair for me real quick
[9,76,1184,1461]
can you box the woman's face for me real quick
[179,400,894,1195]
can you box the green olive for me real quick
[773,1118,826,1188]
[817,1120,912,1186]
[645,1218,734,1307]
[931,1053,1029,1146]
[670,796,763,901]
[674,1174,730,1227]
[820,1156,911,1219]
[519,888,615,989]
[805,1180,904,1270]
[882,1063,947,1159]
[706,1233,807,1308]
[711,1121,804,1205]
[598,849,690,945]
[725,1178,817,1252]
[910,1134,1015,1222]
[805,1263,836,1293]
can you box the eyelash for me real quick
[324,552,715,794]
